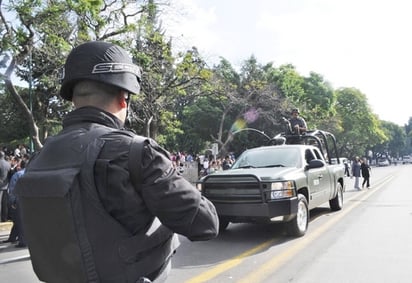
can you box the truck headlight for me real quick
[269,181,295,199]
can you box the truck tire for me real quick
[329,182,343,211]
[286,194,308,237]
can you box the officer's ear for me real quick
[118,90,129,109]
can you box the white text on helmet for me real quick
[92,63,141,78]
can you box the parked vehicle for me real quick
[402,155,412,164]
[197,130,345,237]
[331,157,348,171]
[378,158,390,166]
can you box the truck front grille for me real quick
[203,175,265,203]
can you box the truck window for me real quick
[313,148,324,160]
[232,147,301,168]
[305,149,315,164]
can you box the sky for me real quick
[163,0,412,126]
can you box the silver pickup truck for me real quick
[197,130,345,237]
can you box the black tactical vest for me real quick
[15,125,177,282]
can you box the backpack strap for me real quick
[128,135,147,187]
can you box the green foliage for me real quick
[155,110,183,149]
[1,0,409,159]
[373,121,406,158]
[130,3,212,142]
[0,87,30,142]
[179,101,215,154]
[302,73,335,117]
[0,0,142,148]
[269,63,305,101]
[334,87,387,158]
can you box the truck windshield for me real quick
[232,147,301,169]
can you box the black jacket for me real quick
[361,163,370,178]
[17,106,218,282]
[65,107,218,239]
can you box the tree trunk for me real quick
[5,57,43,150]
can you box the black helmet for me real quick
[291,108,300,114]
[60,41,141,101]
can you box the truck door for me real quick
[305,149,332,207]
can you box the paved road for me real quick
[0,164,408,282]
[167,164,411,282]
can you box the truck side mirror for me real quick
[306,159,325,170]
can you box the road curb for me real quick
[0,221,12,232]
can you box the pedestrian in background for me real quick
[0,151,11,222]
[222,155,232,170]
[15,41,218,283]
[1,155,21,222]
[344,160,350,177]
[361,158,371,189]
[4,159,26,248]
[352,156,361,190]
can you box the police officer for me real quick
[288,108,307,134]
[15,41,219,283]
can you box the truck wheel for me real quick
[286,194,308,237]
[329,182,343,211]
[219,217,230,232]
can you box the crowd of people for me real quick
[197,154,236,176]
[0,145,31,248]
[169,151,237,177]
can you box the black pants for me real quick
[0,190,9,222]
[7,202,26,245]
[362,176,370,188]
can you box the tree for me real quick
[373,121,406,159]
[177,58,241,155]
[404,117,412,155]
[301,72,337,131]
[234,57,285,143]
[269,63,305,103]
[0,83,30,142]
[335,87,387,158]
[0,0,143,150]
[181,56,289,157]
[131,1,212,144]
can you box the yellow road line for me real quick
[185,174,394,283]
[185,239,278,283]
[238,174,394,283]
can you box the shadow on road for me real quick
[172,205,336,269]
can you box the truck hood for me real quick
[207,167,300,181]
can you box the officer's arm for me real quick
[139,142,219,241]
[299,118,308,131]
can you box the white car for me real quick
[378,159,390,166]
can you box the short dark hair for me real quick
[72,80,121,108]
